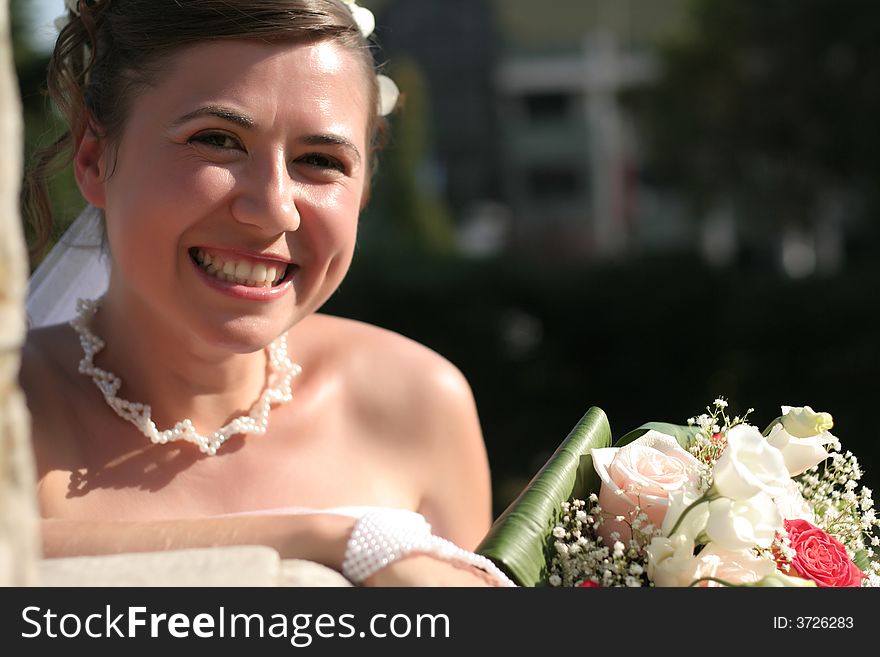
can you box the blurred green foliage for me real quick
[364,57,456,254]
[13,0,84,265]
[634,0,880,245]
[324,250,880,515]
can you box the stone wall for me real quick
[0,0,40,587]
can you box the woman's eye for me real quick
[189,132,243,151]
[299,153,345,173]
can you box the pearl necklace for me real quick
[71,297,302,456]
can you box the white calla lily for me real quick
[780,405,834,438]
[766,422,833,476]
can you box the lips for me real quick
[189,247,294,288]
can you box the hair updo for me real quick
[25,0,386,260]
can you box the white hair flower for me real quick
[340,2,399,116]
[376,74,400,116]
[341,0,376,38]
[55,0,83,32]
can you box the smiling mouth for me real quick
[189,248,294,288]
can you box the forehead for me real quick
[134,39,371,141]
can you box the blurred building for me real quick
[374,0,690,260]
[496,31,656,257]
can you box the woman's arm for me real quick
[41,513,502,586]
[41,512,355,569]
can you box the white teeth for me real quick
[194,249,288,288]
[234,261,251,279]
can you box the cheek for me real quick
[114,162,232,224]
[164,160,237,207]
[302,185,361,252]
[104,164,233,272]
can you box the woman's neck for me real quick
[89,285,271,435]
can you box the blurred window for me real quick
[526,166,580,199]
[523,92,572,123]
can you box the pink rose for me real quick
[782,519,864,587]
[592,431,704,545]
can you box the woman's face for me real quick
[87,39,371,351]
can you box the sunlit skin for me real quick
[94,39,367,356]
[21,39,494,584]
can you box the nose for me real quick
[230,153,301,233]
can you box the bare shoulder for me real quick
[19,324,80,397]
[296,313,476,429]
[294,314,493,548]
[19,324,86,468]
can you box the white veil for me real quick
[25,204,110,329]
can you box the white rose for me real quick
[751,572,818,587]
[645,534,700,587]
[711,424,789,500]
[705,493,782,550]
[647,539,779,587]
[688,545,778,587]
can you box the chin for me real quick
[189,313,293,355]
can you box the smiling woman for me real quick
[77,39,368,353]
[19,0,513,587]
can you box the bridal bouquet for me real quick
[477,401,879,588]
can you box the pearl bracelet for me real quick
[342,509,516,587]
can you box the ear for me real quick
[73,123,108,208]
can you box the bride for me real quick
[20,0,512,587]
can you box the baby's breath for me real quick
[547,499,657,587]
[687,397,753,470]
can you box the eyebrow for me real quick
[300,134,362,166]
[173,105,256,129]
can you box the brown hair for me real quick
[25,0,387,260]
